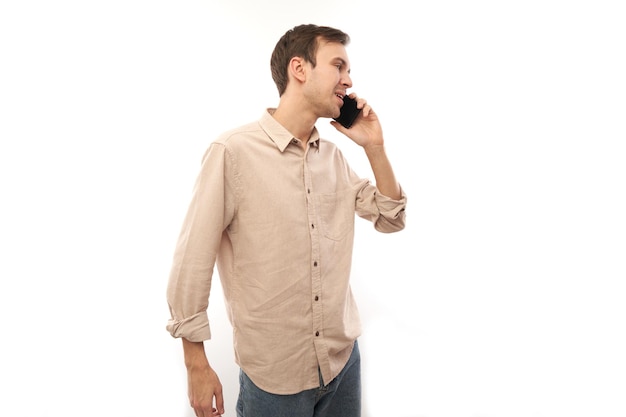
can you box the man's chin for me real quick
[318,106,340,120]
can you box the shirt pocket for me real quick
[318,192,355,241]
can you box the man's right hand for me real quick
[187,363,224,417]
[182,338,225,417]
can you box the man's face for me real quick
[304,40,353,119]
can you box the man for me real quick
[166,24,407,417]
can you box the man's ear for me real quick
[288,56,307,83]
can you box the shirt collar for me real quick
[259,108,320,152]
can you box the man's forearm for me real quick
[182,338,209,370]
[365,144,401,200]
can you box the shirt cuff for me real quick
[166,310,212,342]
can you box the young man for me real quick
[166,24,407,417]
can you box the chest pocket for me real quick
[318,192,355,241]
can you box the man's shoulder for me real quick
[214,120,264,145]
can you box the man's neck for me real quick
[272,96,317,145]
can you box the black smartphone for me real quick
[333,95,361,128]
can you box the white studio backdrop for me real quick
[1,1,625,416]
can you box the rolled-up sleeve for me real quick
[166,142,234,342]
[356,182,407,233]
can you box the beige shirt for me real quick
[166,109,407,394]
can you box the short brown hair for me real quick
[270,24,350,96]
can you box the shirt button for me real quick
[315,331,320,337]
[314,295,319,301]
[313,261,318,267]
[311,224,315,229]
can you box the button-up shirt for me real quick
[166,109,407,394]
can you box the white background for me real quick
[1,1,625,416]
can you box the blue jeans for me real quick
[236,341,361,417]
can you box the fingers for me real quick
[348,93,371,117]
[214,388,225,415]
[192,405,221,417]
[329,119,347,133]
[189,393,223,417]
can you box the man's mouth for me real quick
[335,93,345,106]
